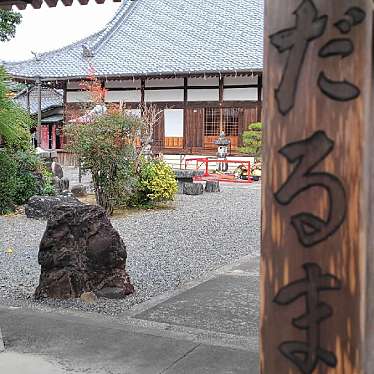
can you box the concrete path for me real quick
[0,256,259,373]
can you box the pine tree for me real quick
[239,122,262,158]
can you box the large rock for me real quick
[71,184,87,197]
[35,204,134,300]
[52,176,70,194]
[183,182,204,195]
[174,169,205,180]
[174,170,204,193]
[25,195,81,220]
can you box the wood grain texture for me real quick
[364,12,374,374]
[261,1,373,373]
[164,137,183,149]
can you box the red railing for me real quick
[185,158,253,184]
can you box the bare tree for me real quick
[134,103,164,172]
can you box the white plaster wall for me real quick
[105,80,141,89]
[145,78,184,87]
[188,89,219,101]
[145,89,184,102]
[105,90,141,102]
[224,75,258,86]
[164,109,184,137]
[223,87,258,101]
[66,91,91,103]
[66,82,81,90]
[188,77,219,86]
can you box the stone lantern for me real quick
[214,131,230,172]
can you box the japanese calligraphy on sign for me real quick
[261,0,370,373]
[270,0,365,116]
[274,131,346,247]
[274,263,341,374]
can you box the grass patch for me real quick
[78,193,175,218]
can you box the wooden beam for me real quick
[26,85,31,114]
[62,81,67,124]
[36,77,42,147]
[183,77,188,149]
[219,76,224,133]
[261,1,373,373]
[257,74,262,103]
[140,78,145,107]
[67,84,260,92]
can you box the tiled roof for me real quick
[4,0,264,81]
[13,86,63,114]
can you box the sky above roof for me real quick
[0,1,121,62]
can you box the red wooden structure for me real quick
[185,157,253,184]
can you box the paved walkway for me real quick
[0,256,259,373]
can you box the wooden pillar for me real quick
[261,1,373,373]
[257,74,263,122]
[62,81,67,121]
[183,77,188,150]
[140,78,145,107]
[36,77,42,147]
[219,76,224,133]
[257,73,263,103]
[100,79,105,103]
[26,84,31,114]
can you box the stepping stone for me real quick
[134,274,259,337]
[183,182,203,195]
[174,170,204,193]
[205,180,220,192]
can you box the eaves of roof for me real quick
[0,0,123,11]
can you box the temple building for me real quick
[4,0,264,159]
[13,87,64,149]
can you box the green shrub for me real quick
[12,150,40,204]
[132,160,177,206]
[0,68,33,149]
[0,150,18,213]
[64,112,143,214]
[239,122,262,158]
[0,68,49,214]
[0,148,55,214]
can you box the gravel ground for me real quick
[0,183,260,316]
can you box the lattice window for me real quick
[204,108,240,137]
[223,108,239,136]
[204,108,220,136]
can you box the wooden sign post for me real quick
[261,1,373,373]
